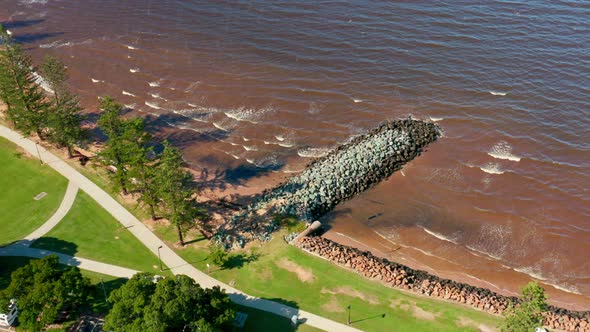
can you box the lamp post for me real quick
[35,142,43,164]
[157,245,163,272]
[347,305,351,325]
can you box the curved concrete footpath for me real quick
[23,181,79,243]
[0,245,138,279]
[0,125,362,332]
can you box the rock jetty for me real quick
[296,236,590,332]
[216,118,441,247]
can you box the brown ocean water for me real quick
[1,0,589,308]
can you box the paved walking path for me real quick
[23,181,79,244]
[0,245,138,279]
[0,125,362,332]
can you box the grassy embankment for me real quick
[0,137,68,246]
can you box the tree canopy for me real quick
[98,96,149,194]
[41,55,86,156]
[0,24,50,136]
[104,273,235,332]
[157,141,198,245]
[0,255,91,331]
[501,281,548,332]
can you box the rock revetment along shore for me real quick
[296,236,590,332]
[215,118,441,247]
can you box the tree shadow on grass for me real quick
[88,277,128,314]
[221,250,261,270]
[229,295,308,331]
[30,237,78,257]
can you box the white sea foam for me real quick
[429,116,443,122]
[479,163,504,175]
[145,101,163,110]
[187,103,197,107]
[513,267,548,281]
[352,98,363,103]
[148,93,167,101]
[129,68,140,73]
[6,30,12,36]
[242,137,251,142]
[400,170,406,177]
[421,226,459,245]
[212,122,228,131]
[297,147,331,158]
[230,154,240,160]
[39,39,92,49]
[148,81,160,87]
[20,0,49,6]
[489,91,508,96]
[488,141,521,162]
[275,135,285,142]
[546,282,582,295]
[126,45,138,50]
[466,245,502,261]
[246,158,255,164]
[224,105,272,124]
[122,90,136,97]
[123,103,136,109]
[242,145,257,151]
[91,78,103,83]
[278,142,294,148]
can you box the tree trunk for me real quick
[119,177,128,195]
[66,145,74,158]
[149,204,157,220]
[176,224,185,246]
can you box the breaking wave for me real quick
[488,141,521,162]
[297,147,331,158]
[420,226,459,245]
[145,101,163,110]
[479,163,504,175]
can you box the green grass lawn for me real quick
[0,137,68,246]
[156,228,502,332]
[31,190,169,274]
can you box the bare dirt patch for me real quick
[321,286,379,305]
[276,258,315,283]
[257,267,273,281]
[322,296,345,313]
[390,299,439,321]
[458,316,498,332]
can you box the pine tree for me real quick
[98,97,148,195]
[128,139,161,220]
[42,55,85,157]
[0,25,49,136]
[157,141,197,246]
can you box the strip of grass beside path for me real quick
[31,190,169,275]
[0,137,68,246]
